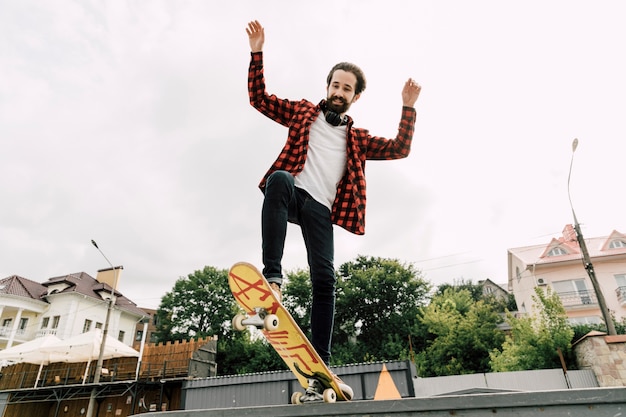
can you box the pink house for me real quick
[508,225,626,325]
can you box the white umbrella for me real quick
[0,334,63,387]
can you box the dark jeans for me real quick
[262,170,336,365]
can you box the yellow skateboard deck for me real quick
[228,262,352,403]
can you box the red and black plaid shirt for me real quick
[248,52,416,235]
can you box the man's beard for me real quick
[326,96,351,114]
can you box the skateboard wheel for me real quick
[232,314,246,331]
[291,391,303,405]
[263,314,279,331]
[323,388,337,403]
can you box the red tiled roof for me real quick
[0,275,47,300]
[41,272,148,317]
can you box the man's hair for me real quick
[326,62,367,95]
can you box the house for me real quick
[478,278,509,302]
[133,307,159,350]
[0,267,148,351]
[507,224,626,325]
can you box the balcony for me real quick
[558,290,597,309]
[36,329,59,337]
[0,327,26,338]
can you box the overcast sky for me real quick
[2,1,625,309]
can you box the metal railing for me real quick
[558,290,597,308]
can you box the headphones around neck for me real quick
[322,102,348,126]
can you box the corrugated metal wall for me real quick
[413,369,598,397]
[0,392,8,417]
[182,360,417,409]
[182,362,599,410]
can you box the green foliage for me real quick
[435,279,517,313]
[154,266,236,342]
[281,268,313,333]
[435,279,484,301]
[154,265,287,376]
[571,315,626,342]
[417,288,505,377]
[490,286,574,372]
[333,255,431,364]
[217,332,287,375]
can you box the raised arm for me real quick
[246,20,265,53]
[402,78,422,107]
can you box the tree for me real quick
[281,268,313,333]
[333,255,431,364]
[435,278,517,313]
[417,288,505,376]
[435,279,484,301]
[154,266,236,342]
[490,286,574,372]
[154,265,286,376]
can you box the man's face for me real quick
[326,70,360,114]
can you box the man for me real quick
[246,19,421,378]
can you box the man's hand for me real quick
[246,20,264,53]
[402,78,421,107]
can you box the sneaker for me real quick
[269,282,282,302]
[331,372,354,400]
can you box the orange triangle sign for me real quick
[374,364,402,400]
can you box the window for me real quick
[83,319,92,333]
[553,279,593,305]
[149,332,159,343]
[95,322,103,329]
[553,279,587,294]
[136,330,143,341]
[615,274,626,287]
[2,318,12,328]
[41,317,50,329]
[51,315,60,329]
[19,318,28,330]
[610,240,626,249]
[118,330,125,343]
[547,247,567,256]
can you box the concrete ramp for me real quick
[135,386,626,417]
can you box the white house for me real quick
[0,267,148,351]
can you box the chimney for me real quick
[562,224,578,245]
[96,266,123,290]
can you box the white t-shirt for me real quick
[294,114,347,210]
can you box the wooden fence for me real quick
[0,335,217,390]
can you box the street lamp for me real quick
[86,240,121,417]
[567,139,617,335]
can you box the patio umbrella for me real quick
[0,334,63,387]
[40,329,139,383]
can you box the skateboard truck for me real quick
[232,307,279,331]
[291,378,337,404]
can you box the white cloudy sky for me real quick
[2,1,625,309]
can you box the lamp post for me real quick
[567,139,617,335]
[86,240,121,417]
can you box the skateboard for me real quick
[228,262,353,404]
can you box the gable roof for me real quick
[509,225,626,268]
[478,278,507,292]
[41,272,147,318]
[0,275,47,300]
[601,230,626,251]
